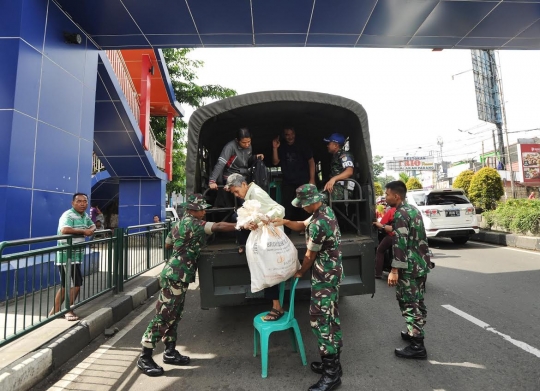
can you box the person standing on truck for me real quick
[323,133,355,201]
[225,173,287,321]
[384,180,431,360]
[272,126,316,234]
[138,194,237,377]
[273,184,343,391]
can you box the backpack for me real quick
[250,158,270,192]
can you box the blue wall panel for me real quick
[81,87,97,141]
[31,190,74,238]
[14,41,43,118]
[34,122,79,193]
[0,1,22,38]
[19,0,48,50]
[0,110,14,186]
[78,139,93,190]
[4,187,32,241]
[0,187,5,240]
[118,179,166,227]
[0,39,19,109]
[38,57,83,135]
[8,112,37,189]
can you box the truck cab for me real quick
[186,90,377,308]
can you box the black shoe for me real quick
[400,331,412,341]
[310,351,343,377]
[163,341,191,365]
[395,337,427,360]
[137,348,164,377]
[308,355,342,391]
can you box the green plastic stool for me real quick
[268,181,282,204]
[253,277,307,378]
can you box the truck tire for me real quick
[451,236,469,245]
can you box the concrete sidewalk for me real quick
[0,265,164,391]
[471,229,540,251]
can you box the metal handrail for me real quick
[104,50,140,124]
[92,152,106,175]
[148,126,166,170]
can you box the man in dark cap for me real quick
[273,184,343,391]
[138,194,237,377]
[323,133,355,201]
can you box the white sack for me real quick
[246,224,301,292]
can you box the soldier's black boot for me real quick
[308,355,342,391]
[163,341,191,365]
[401,331,412,341]
[137,347,164,377]
[395,336,427,359]
[310,350,343,376]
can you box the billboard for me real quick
[386,156,435,171]
[471,49,502,125]
[519,144,540,183]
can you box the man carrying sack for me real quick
[273,184,343,391]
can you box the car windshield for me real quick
[166,211,174,219]
[410,193,426,206]
[426,192,470,205]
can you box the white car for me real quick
[406,189,479,244]
[165,207,180,222]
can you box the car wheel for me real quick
[451,236,469,245]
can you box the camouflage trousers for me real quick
[141,276,189,348]
[310,281,342,356]
[396,275,427,337]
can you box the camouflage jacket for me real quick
[305,204,344,286]
[162,212,207,283]
[391,203,431,278]
[330,148,355,178]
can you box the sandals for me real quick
[238,246,245,254]
[263,308,284,322]
[64,312,79,321]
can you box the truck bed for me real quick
[198,233,375,309]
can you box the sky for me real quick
[181,48,540,175]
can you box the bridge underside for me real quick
[56,0,540,50]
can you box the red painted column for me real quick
[140,54,152,150]
[165,112,174,181]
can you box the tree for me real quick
[399,172,410,183]
[373,155,385,178]
[374,182,383,196]
[468,167,504,210]
[453,169,474,197]
[406,177,423,190]
[376,175,396,187]
[150,49,237,196]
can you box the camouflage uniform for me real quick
[392,203,431,338]
[141,195,212,349]
[293,184,344,356]
[329,148,355,200]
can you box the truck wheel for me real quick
[451,236,469,245]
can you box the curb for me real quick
[472,230,540,251]
[0,276,161,391]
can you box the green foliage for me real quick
[372,155,385,178]
[374,182,383,196]
[406,177,423,190]
[151,49,237,196]
[483,199,540,234]
[453,170,474,197]
[399,172,410,183]
[468,167,504,210]
[376,204,385,215]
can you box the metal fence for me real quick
[0,223,170,347]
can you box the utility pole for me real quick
[482,141,485,167]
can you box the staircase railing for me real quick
[92,152,106,175]
[149,126,166,170]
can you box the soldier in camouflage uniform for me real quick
[274,184,343,391]
[323,133,355,201]
[137,194,237,377]
[384,180,432,360]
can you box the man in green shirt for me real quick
[51,193,95,321]
[385,181,432,359]
[138,194,237,377]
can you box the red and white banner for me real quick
[519,144,540,183]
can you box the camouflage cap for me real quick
[292,184,324,207]
[181,193,211,210]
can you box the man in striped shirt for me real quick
[50,193,95,321]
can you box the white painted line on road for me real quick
[471,241,540,255]
[49,303,157,390]
[442,305,540,359]
[428,360,486,369]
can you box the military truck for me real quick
[186,90,376,308]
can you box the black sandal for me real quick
[263,308,284,321]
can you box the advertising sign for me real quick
[519,144,540,183]
[387,156,435,171]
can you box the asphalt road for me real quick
[36,239,540,391]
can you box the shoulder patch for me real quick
[341,156,347,161]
